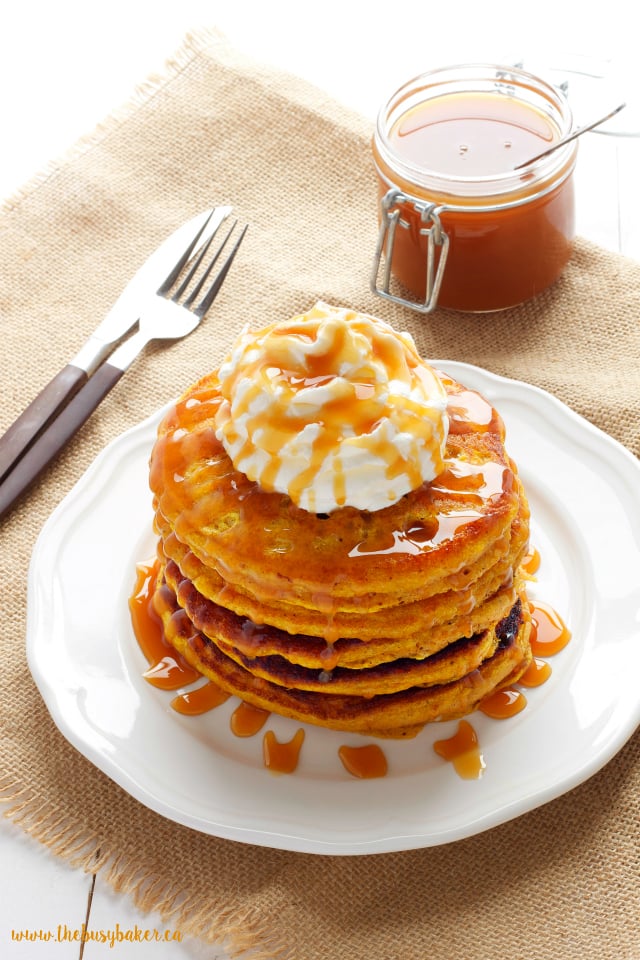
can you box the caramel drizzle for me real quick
[338,743,388,779]
[129,561,201,690]
[529,600,571,656]
[521,546,541,577]
[172,682,230,715]
[349,459,510,557]
[518,656,552,687]
[215,312,448,507]
[230,701,270,737]
[433,720,486,780]
[263,729,305,774]
[435,582,571,776]
[478,688,528,719]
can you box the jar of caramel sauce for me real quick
[371,65,577,313]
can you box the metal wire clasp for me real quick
[370,188,449,314]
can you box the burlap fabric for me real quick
[1,31,639,960]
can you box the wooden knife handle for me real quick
[0,363,88,483]
[0,362,124,521]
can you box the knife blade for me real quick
[0,206,231,485]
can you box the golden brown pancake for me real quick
[162,556,509,693]
[162,549,519,672]
[152,567,532,737]
[156,496,527,663]
[148,365,532,737]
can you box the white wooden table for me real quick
[1,2,638,956]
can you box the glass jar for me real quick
[371,64,577,313]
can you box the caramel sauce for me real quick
[338,743,388,779]
[349,456,511,558]
[529,600,571,656]
[478,687,527,719]
[518,656,552,687]
[521,546,541,577]
[433,720,485,779]
[446,389,495,434]
[392,91,556,177]
[171,682,230,716]
[263,729,305,774]
[129,561,201,690]
[374,88,575,312]
[230,701,270,737]
[215,311,448,509]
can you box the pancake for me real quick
[150,372,527,626]
[154,489,529,651]
[147,327,533,737]
[162,549,520,671]
[152,567,532,737]
[162,556,511,692]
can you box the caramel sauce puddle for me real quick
[263,729,305,774]
[338,743,388,779]
[433,721,486,780]
[129,561,200,690]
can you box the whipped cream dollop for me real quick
[214,302,449,513]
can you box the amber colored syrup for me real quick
[230,701,270,737]
[529,600,571,656]
[521,547,541,577]
[478,687,527,719]
[433,720,485,780]
[391,92,556,177]
[518,656,552,687]
[129,561,201,690]
[376,91,574,311]
[446,389,495,434]
[171,682,230,716]
[216,310,446,512]
[263,729,305,774]
[338,743,388,779]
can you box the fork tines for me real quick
[161,209,247,317]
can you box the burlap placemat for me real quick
[1,31,639,960]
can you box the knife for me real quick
[0,206,231,485]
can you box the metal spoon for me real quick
[514,102,626,169]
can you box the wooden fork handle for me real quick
[0,362,124,521]
[0,363,90,484]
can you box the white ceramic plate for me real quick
[26,362,640,855]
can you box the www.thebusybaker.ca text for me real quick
[11,923,183,947]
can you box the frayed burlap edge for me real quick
[0,27,221,215]
[0,28,332,959]
[0,778,293,960]
[0,25,369,218]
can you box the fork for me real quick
[0,214,247,520]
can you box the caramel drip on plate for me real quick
[230,701,270,737]
[171,682,230,715]
[338,743,388,779]
[263,729,305,774]
[129,549,569,781]
[433,720,486,779]
[129,561,201,690]
[521,546,541,577]
[518,656,552,687]
[478,687,528,719]
[529,600,571,656]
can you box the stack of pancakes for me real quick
[148,368,532,738]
